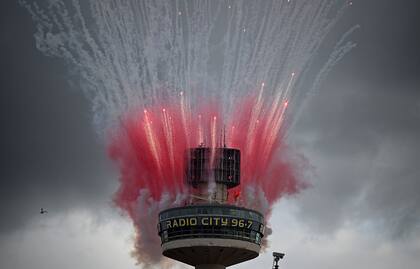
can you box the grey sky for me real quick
[1,1,419,269]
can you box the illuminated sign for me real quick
[161,216,261,230]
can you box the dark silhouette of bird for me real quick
[40,208,48,214]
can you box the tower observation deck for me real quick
[158,147,265,269]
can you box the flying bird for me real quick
[40,208,48,214]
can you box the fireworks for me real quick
[110,85,302,211]
[23,0,355,265]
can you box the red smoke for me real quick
[108,92,306,264]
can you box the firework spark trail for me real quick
[22,0,355,265]
[21,0,353,130]
[244,82,265,164]
[260,73,296,167]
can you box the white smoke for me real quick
[21,0,353,136]
[129,189,187,266]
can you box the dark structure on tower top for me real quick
[186,147,240,189]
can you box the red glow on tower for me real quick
[109,92,305,218]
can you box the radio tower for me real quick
[157,146,265,269]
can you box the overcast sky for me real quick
[1,1,420,269]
